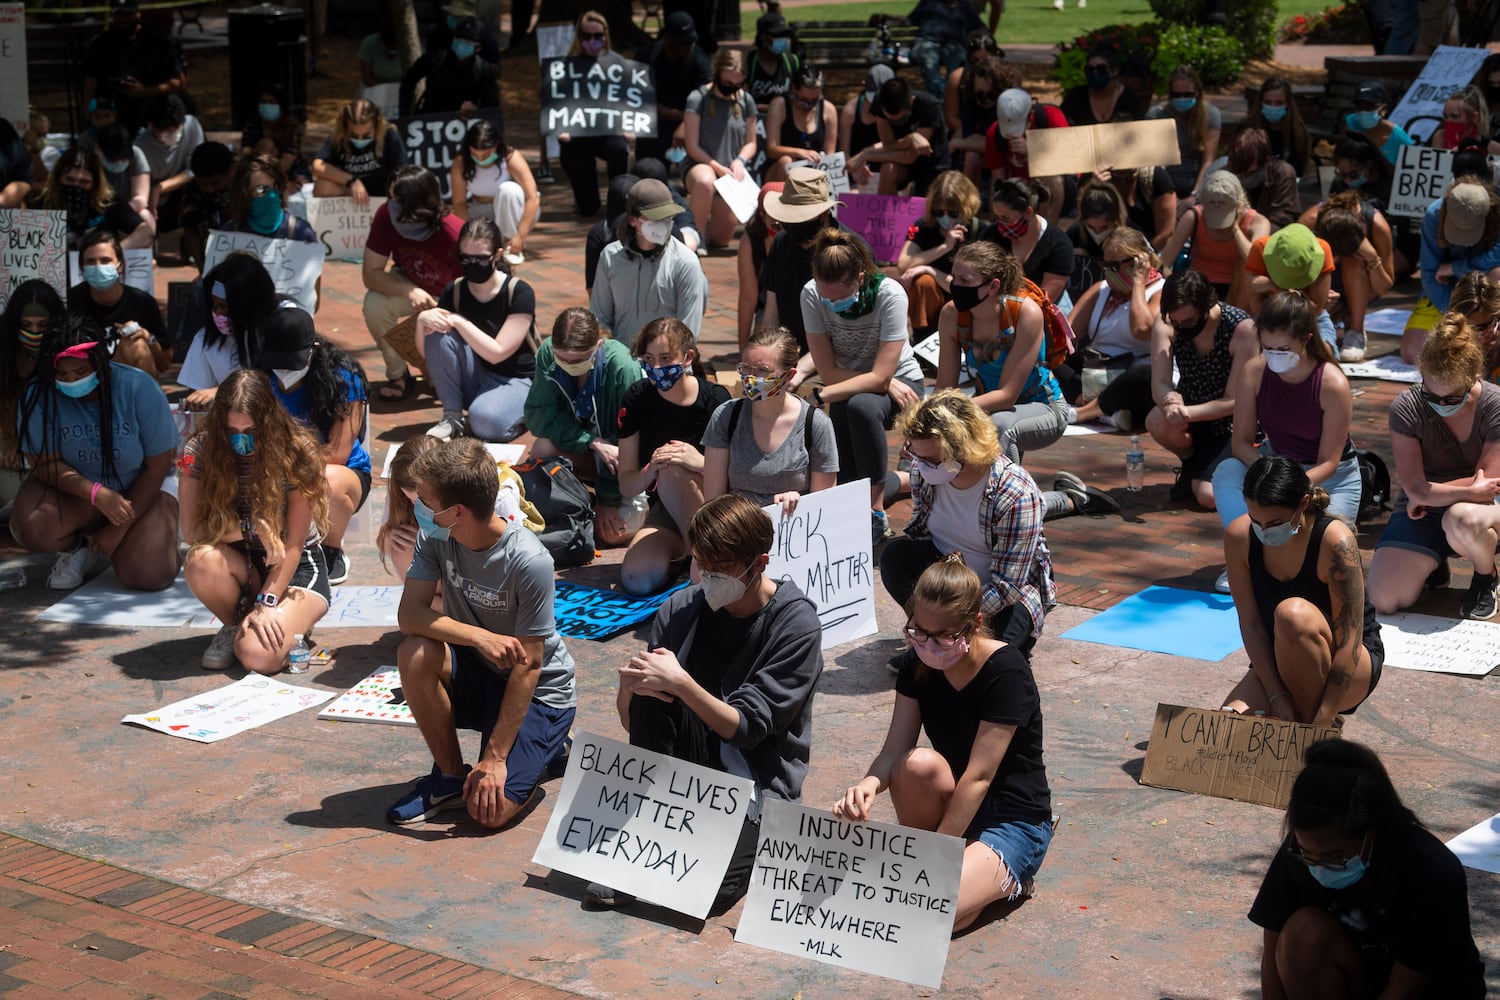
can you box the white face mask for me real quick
[640,218,674,246]
[1263,348,1301,374]
[700,562,755,611]
[274,363,311,390]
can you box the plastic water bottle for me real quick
[619,494,650,534]
[286,634,310,674]
[0,567,25,591]
[1125,436,1146,493]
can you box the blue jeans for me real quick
[424,329,531,442]
[1316,309,1338,352]
[1212,447,1362,529]
[909,39,966,97]
[971,812,1053,899]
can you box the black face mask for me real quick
[782,217,826,244]
[950,282,989,313]
[461,259,495,284]
[716,78,741,97]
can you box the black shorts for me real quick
[353,467,372,512]
[230,539,332,606]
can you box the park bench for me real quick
[789,19,919,70]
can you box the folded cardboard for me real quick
[1025,119,1181,178]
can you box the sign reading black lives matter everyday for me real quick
[540,55,656,138]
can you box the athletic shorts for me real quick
[448,644,575,804]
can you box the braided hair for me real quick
[19,315,122,489]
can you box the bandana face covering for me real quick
[642,362,685,392]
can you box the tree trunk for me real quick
[388,0,423,70]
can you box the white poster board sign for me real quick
[537,23,575,162]
[788,152,849,196]
[38,570,207,627]
[1377,612,1500,675]
[68,248,154,296]
[1339,353,1421,382]
[737,800,964,989]
[532,731,756,918]
[305,196,386,262]
[714,172,761,224]
[0,4,26,127]
[122,675,334,743]
[1388,144,1500,218]
[0,208,68,312]
[1446,812,1500,875]
[202,230,323,312]
[190,585,403,629]
[361,82,401,123]
[1390,45,1490,142]
[762,480,877,649]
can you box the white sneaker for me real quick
[1111,409,1134,433]
[202,624,238,670]
[47,544,92,590]
[1339,330,1367,363]
[425,414,465,440]
[501,251,524,267]
[1214,569,1231,594]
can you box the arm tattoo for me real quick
[1327,535,1363,683]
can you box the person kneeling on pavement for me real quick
[386,438,577,829]
[587,494,824,912]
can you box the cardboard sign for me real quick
[68,248,154,296]
[0,4,25,127]
[835,193,925,265]
[737,800,964,989]
[317,665,415,725]
[1388,145,1500,218]
[202,230,323,312]
[540,55,657,138]
[398,109,506,200]
[1377,612,1500,676]
[1140,704,1342,809]
[1025,119,1180,179]
[1389,45,1490,142]
[122,675,334,743]
[305,196,387,262]
[763,480,877,650]
[0,208,68,312]
[531,731,756,918]
[553,580,690,641]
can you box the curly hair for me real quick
[19,315,121,488]
[1419,313,1485,389]
[190,368,330,565]
[895,388,1001,467]
[1449,270,1500,321]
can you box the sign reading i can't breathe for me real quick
[540,55,657,138]
[532,731,755,918]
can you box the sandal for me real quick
[376,373,416,401]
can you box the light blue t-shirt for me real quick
[21,362,176,490]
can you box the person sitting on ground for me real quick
[1221,456,1380,725]
[1307,192,1396,365]
[703,325,837,513]
[386,438,577,829]
[179,369,331,672]
[554,11,630,217]
[758,167,864,357]
[224,153,317,243]
[0,282,63,511]
[1060,48,1141,127]
[1326,133,1395,213]
[67,228,170,377]
[762,64,838,184]
[178,252,288,410]
[1068,178,1128,266]
[400,17,499,118]
[1065,229,1165,433]
[1098,163,1177,255]
[1403,174,1500,364]
[633,12,712,166]
[81,0,185,132]
[835,554,1054,932]
[1449,271,1500,381]
[613,318,731,595]
[682,50,759,251]
[744,13,800,115]
[40,147,152,251]
[524,307,643,541]
[1147,65,1221,200]
[1244,76,1314,177]
[361,166,465,401]
[979,178,1072,307]
[735,181,784,348]
[13,316,180,591]
[588,493,823,910]
[1428,85,1498,153]
[1226,127,1300,230]
[1249,739,1485,1000]
[1341,81,1413,168]
[254,306,370,586]
[240,86,311,190]
[838,64,892,187]
[1161,170,1269,306]
[134,93,203,237]
[897,169,982,337]
[178,141,235,269]
[590,178,708,340]
[413,217,535,443]
[978,87,1074,223]
[946,50,1018,188]
[1146,270,1257,510]
[1367,316,1500,620]
[849,76,950,198]
[1212,293,1360,591]
[802,229,923,542]
[447,120,538,264]
[359,9,405,90]
[312,98,406,207]
[936,242,1070,462]
[1244,222,1343,357]
[97,123,151,225]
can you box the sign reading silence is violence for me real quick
[540,55,657,139]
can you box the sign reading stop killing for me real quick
[540,55,657,138]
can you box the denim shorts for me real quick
[969,812,1054,898]
[1375,504,1453,562]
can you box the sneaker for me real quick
[322,545,349,585]
[501,251,525,267]
[1052,471,1121,516]
[201,624,238,670]
[1426,561,1451,590]
[1110,409,1133,433]
[1214,568,1231,594]
[426,413,466,440]
[871,510,895,544]
[584,882,636,908]
[1169,465,1193,502]
[47,543,92,590]
[386,763,472,825]
[1339,330,1367,363]
[1460,572,1498,620]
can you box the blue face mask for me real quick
[642,362,685,392]
[936,213,955,229]
[55,372,100,398]
[258,102,282,123]
[823,292,858,313]
[1170,96,1197,113]
[1429,397,1467,417]
[229,432,256,456]
[446,13,460,28]
[452,39,477,60]
[1260,104,1288,124]
[102,157,130,174]
[83,263,119,290]
[350,136,374,149]
[1347,110,1381,131]
[665,146,687,164]
[247,189,285,236]
[1308,853,1368,890]
[413,497,453,541]
[769,37,790,54]
[1343,174,1367,189]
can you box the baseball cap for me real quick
[863,64,895,104]
[757,12,790,36]
[256,302,317,371]
[996,88,1032,138]
[626,179,686,221]
[1353,81,1386,109]
[1443,181,1492,246]
[1197,171,1243,230]
[1262,223,1324,290]
[763,166,840,224]
[664,11,696,43]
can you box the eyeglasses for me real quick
[1170,91,1197,100]
[1421,386,1469,407]
[250,184,273,197]
[459,253,494,266]
[1285,834,1369,871]
[736,363,782,378]
[902,623,968,647]
[579,31,605,40]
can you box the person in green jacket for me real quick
[524,307,644,543]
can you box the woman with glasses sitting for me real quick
[224,153,317,243]
[834,553,1055,933]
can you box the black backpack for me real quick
[1355,448,1390,524]
[514,456,595,568]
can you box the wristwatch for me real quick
[255,592,279,608]
[811,387,825,409]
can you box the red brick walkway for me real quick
[0,834,582,1000]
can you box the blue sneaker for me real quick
[386,764,471,825]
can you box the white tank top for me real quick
[1088,277,1163,360]
[468,156,512,199]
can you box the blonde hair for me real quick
[1448,85,1491,136]
[924,170,981,225]
[1420,314,1485,388]
[567,10,610,55]
[708,50,746,121]
[333,99,387,158]
[745,326,800,370]
[953,241,1023,294]
[895,388,1002,466]
[1102,228,1159,268]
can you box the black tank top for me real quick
[777,94,826,151]
[1248,515,1383,657]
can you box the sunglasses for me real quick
[579,30,605,40]
[1421,386,1469,407]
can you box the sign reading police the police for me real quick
[540,55,657,138]
[532,731,755,919]
[736,800,964,988]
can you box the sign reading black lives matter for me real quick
[532,731,754,918]
[540,55,656,138]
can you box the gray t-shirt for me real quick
[134,115,204,182]
[702,397,840,506]
[685,85,756,167]
[1388,381,1500,504]
[409,521,576,709]
[800,277,924,384]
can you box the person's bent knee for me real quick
[528,437,561,459]
[891,747,952,789]
[115,554,179,592]
[1192,480,1216,510]
[1277,905,1349,973]
[1272,597,1327,637]
[473,795,525,830]
[397,634,446,674]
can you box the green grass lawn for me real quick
[741,0,1342,46]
